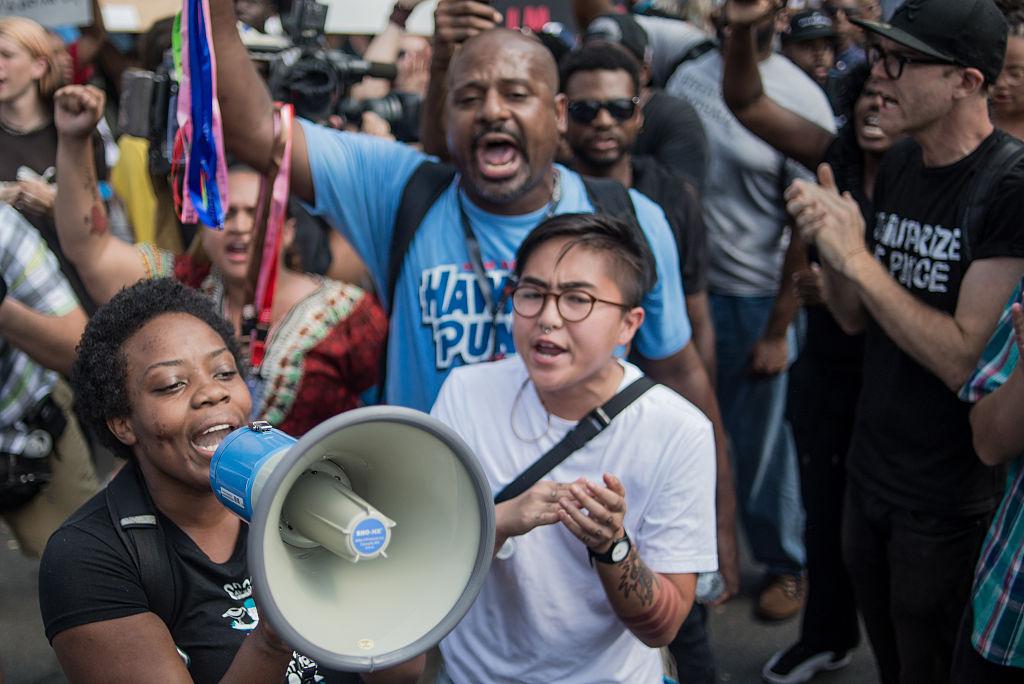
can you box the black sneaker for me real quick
[762,641,852,684]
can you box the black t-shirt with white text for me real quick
[850,131,1024,515]
[39,490,354,684]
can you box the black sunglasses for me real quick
[567,97,640,124]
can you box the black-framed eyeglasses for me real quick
[567,97,640,124]
[511,285,629,322]
[867,44,955,80]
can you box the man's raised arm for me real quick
[209,0,314,202]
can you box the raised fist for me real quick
[54,85,106,141]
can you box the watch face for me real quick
[610,539,630,563]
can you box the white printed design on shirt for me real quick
[419,263,515,369]
[872,211,963,294]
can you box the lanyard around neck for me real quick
[455,171,562,359]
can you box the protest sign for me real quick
[0,0,91,28]
[98,0,179,32]
[324,0,572,35]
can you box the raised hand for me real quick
[433,0,503,53]
[54,85,106,141]
[558,474,627,553]
[724,0,783,26]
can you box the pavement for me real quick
[0,521,879,684]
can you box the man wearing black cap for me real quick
[781,9,838,86]
[583,12,711,193]
[787,0,1024,681]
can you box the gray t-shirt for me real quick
[667,51,835,296]
[635,14,710,87]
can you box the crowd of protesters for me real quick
[1,0,1023,682]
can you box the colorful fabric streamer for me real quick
[175,0,229,229]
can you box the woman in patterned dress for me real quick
[53,84,387,436]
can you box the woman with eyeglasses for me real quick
[992,6,1024,139]
[720,1,903,682]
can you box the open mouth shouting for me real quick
[190,420,240,458]
[860,113,885,140]
[224,239,250,265]
[473,129,525,182]
[531,337,568,365]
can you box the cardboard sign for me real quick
[324,0,574,35]
[492,0,573,32]
[325,0,437,35]
[98,0,179,33]
[0,0,91,28]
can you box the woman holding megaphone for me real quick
[38,278,418,684]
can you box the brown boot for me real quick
[756,574,806,621]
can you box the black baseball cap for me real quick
[851,0,1008,83]
[584,13,651,65]
[783,10,837,44]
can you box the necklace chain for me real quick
[510,377,551,443]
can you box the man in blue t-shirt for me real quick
[209,1,719,415]
[208,5,737,606]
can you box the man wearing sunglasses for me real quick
[785,0,1024,680]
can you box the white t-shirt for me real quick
[431,357,717,684]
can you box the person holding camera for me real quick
[0,201,95,559]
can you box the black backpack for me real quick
[104,461,177,626]
[377,161,640,401]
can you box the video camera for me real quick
[119,0,398,175]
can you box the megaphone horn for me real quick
[209,407,495,673]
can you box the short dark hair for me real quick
[559,42,642,95]
[514,212,657,308]
[71,278,242,461]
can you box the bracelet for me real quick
[389,4,412,29]
[841,246,868,276]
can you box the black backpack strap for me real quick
[376,160,457,403]
[959,135,1024,264]
[581,175,638,222]
[661,39,717,88]
[386,160,458,315]
[494,376,657,504]
[105,461,176,626]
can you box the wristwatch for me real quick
[588,530,631,566]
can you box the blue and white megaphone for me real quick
[209,406,495,673]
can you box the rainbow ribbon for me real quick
[175,0,229,229]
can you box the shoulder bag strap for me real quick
[494,376,657,504]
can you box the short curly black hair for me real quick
[71,278,243,460]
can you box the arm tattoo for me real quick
[82,168,107,236]
[620,574,684,643]
[617,549,655,607]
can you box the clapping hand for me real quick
[786,164,868,276]
[558,474,627,553]
[496,480,577,539]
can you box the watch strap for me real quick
[588,531,631,566]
